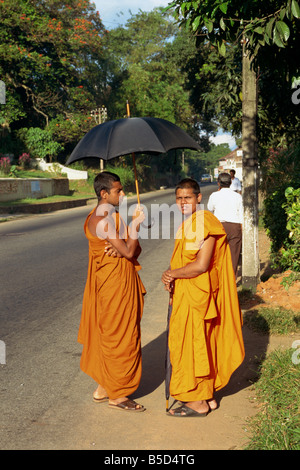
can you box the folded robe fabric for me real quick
[78,209,146,399]
[169,210,245,402]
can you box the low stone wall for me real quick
[0,178,69,202]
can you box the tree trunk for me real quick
[242,46,260,289]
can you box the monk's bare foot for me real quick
[93,384,108,401]
[207,399,218,410]
[169,400,209,416]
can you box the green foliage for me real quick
[279,187,300,271]
[170,0,300,60]
[244,306,300,335]
[18,152,31,169]
[169,0,300,150]
[0,156,11,175]
[184,143,231,178]
[104,165,135,193]
[0,0,107,136]
[17,127,63,161]
[246,348,300,450]
[105,9,199,135]
[281,270,300,290]
[261,145,300,267]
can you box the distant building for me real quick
[216,147,243,181]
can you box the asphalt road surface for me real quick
[0,183,255,451]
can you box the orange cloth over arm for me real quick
[169,210,244,402]
[78,209,146,400]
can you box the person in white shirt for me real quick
[230,169,242,193]
[207,172,243,275]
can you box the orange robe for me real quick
[78,209,146,399]
[169,210,244,402]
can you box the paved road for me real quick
[0,184,257,451]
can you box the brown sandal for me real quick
[108,399,145,412]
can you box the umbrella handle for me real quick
[126,101,141,208]
[131,152,141,207]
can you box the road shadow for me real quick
[215,320,270,404]
[133,317,270,405]
[133,332,167,399]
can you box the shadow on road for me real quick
[133,321,270,405]
[134,332,167,398]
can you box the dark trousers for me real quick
[221,222,242,275]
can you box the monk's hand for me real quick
[161,270,174,291]
[167,280,174,294]
[132,206,145,226]
[104,241,121,258]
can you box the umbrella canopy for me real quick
[65,117,200,165]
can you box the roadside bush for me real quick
[105,165,135,193]
[17,127,64,162]
[0,156,11,175]
[261,144,300,269]
[278,187,300,272]
[18,152,31,169]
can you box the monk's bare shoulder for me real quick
[88,211,106,237]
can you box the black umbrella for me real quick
[66,110,200,204]
[66,117,200,163]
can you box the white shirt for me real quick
[207,188,243,224]
[230,177,242,192]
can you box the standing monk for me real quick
[162,178,244,417]
[78,171,146,412]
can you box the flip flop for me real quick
[167,404,209,417]
[93,396,109,403]
[108,399,145,412]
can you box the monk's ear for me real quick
[197,193,202,204]
[100,189,108,200]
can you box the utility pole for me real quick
[241,42,260,289]
[90,106,107,171]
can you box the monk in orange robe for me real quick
[78,171,146,412]
[162,178,244,417]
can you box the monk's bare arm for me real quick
[163,236,216,281]
[105,241,141,259]
[134,243,142,259]
[94,209,145,260]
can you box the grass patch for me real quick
[245,348,300,450]
[244,307,300,335]
[0,169,59,179]
[69,177,95,198]
[0,194,96,206]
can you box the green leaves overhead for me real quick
[291,0,300,17]
[273,21,290,47]
[172,0,300,58]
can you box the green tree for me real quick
[0,0,107,144]
[104,9,197,132]
[103,8,214,186]
[169,0,300,148]
[168,0,300,288]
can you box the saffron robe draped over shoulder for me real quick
[169,210,244,402]
[78,209,146,399]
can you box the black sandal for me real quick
[167,404,209,417]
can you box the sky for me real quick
[93,0,171,29]
[93,0,237,150]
